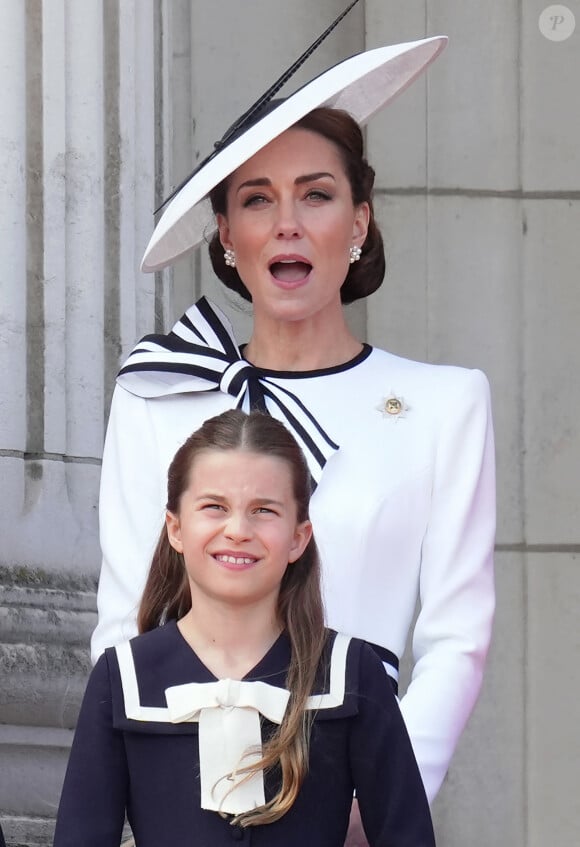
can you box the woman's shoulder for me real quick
[369,345,488,382]
[366,346,491,409]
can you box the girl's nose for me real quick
[224,511,253,541]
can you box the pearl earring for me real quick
[224,249,236,268]
[349,245,362,264]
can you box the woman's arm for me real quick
[53,654,128,845]
[400,367,496,801]
[91,386,164,662]
[351,643,435,846]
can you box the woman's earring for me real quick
[224,249,236,268]
[349,245,362,264]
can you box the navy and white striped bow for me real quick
[116,297,338,482]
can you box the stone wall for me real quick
[1,1,579,844]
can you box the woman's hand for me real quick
[345,799,369,847]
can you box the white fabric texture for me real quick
[93,342,496,803]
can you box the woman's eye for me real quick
[243,194,269,207]
[306,189,331,201]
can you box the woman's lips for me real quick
[269,257,312,284]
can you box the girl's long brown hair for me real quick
[138,409,327,827]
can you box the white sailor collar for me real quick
[106,623,361,735]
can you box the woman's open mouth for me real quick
[269,257,312,285]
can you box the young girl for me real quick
[55,410,435,846]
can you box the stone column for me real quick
[0,2,156,842]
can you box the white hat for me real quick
[141,31,447,273]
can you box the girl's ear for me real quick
[166,510,183,553]
[288,520,313,563]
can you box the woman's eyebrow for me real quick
[236,177,271,193]
[236,172,336,193]
[295,171,335,185]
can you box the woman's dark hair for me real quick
[138,409,326,827]
[208,107,386,304]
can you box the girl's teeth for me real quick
[217,554,255,564]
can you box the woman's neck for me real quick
[244,308,363,371]
[178,596,281,680]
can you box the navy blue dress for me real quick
[54,623,434,846]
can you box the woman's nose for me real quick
[275,199,302,238]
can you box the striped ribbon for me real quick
[116,297,339,483]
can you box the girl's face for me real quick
[217,127,369,325]
[166,449,312,611]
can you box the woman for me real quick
[56,411,434,845]
[92,32,495,809]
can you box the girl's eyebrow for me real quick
[195,492,227,502]
[195,492,285,507]
[236,172,336,193]
[253,497,286,508]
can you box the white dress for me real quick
[92,298,496,803]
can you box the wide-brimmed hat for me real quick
[141,33,447,273]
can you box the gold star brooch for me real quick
[376,393,409,420]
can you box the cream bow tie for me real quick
[165,678,290,814]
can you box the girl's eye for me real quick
[255,506,276,515]
[202,503,225,511]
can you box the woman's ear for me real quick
[288,520,313,563]
[165,510,183,553]
[216,213,232,251]
[352,201,370,246]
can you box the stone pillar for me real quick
[0,1,156,842]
